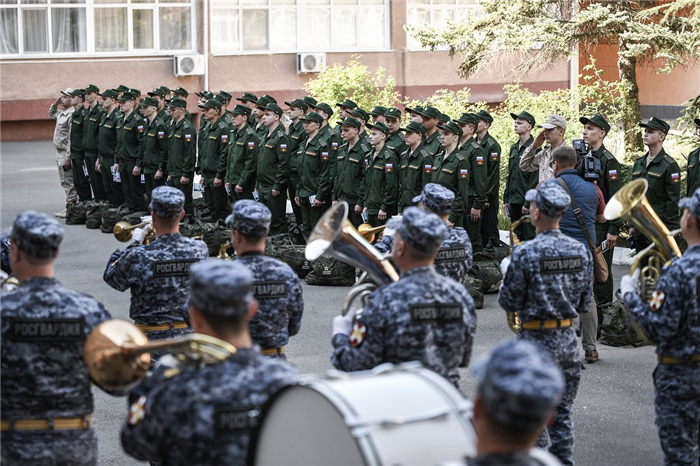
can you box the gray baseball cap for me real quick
[396,207,447,253]
[188,260,254,317]
[525,179,571,218]
[149,186,185,218]
[9,211,64,259]
[225,200,271,237]
[413,183,455,215]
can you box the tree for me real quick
[406,0,700,157]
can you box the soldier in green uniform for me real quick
[83,84,107,201]
[139,97,169,201]
[311,102,342,196]
[236,92,259,128]
[294,112,332,236]
[687,118,700,196]
[369,106,386,125]
[359,122,399,227]
[166,97,196,217]
[198,98,230,222]
[455,113,488,252]
[504,111,537,239]
[398,121,432,213]
[475,109,502,247]
[215,92,235,134]
[147,87,170,127]
[348,107,370,146]
[333,117,368,227]
[631,117,682,251]
[335,98,357,137]
[225,105,259,202]
[406,105,424,123]
[417,106,442,158]
[431,121,469,228]
[384,107,407,157]
[115,92,146,212]
[580,114,623,322]
[67,89,92,202]
[257,103,292,235]
[172,87,192,123]
[254,95,277,139]
[196,91,214,159]
[285,98,308,225]
[97,89,124,207]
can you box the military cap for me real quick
[336,98,357,110]
[231,104,251,116]
[256,94,277,107]
[196,90,214,100]
[302,96,318,107]
[510,110,536,127]
[202,98,223,110]
[142,96,159,108]
[218,90,232,102]
[148,87,166,98]
[173,86,189,98]
[694,118,700,127]
[384,107,402,119]
[471,340,564,432]
[167,97,187,108]
[300,112,323,124]
[214,94,228,104]
[69,89,86,98]
[149,186,185,218]
[580,114,610,133]
[439,120,463,138]
[400,121,427,138]
[159,86,171,94]
[367,121,390,136]
[639,117,670,134]
[264,103,283,117]
[118,92,137,102]
[60,87,74,96]
[396,207,447,253]
[9,211,63,259]
[679,187,700,219]
[369,105,387,117]
[525,179,571,218]
[99,89,118,99]
[418,106,441,120]
[349,107,369,122]
[129,88,142,97]
[454,113,479,127]
[188,260,254,318]
[225,199,271,237]
[337,117,361,129]
[539,114,568,130]
[236,92,258,103]
[405,105,424,115]
[84,84,100,93]
[312,102,333,117]
[284,98,308,112]
[475,109,493,124]
[116,84,130,93]
[412,183,455,215]
[438,112,450,124]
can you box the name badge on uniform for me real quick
[671,173,680,183]
[410,304,463,323]
[8,318,85,342]
[385,163,393,173]
[459,169,468,178]
[434,248,467,264]
[424,164,432,174]
[540,256,583,274]
[608,169,618,180]
[153,259,197,278]
[321,151,329,161]
[476,156,484,165]
[253,281,287,299]
[215,405,261,434]
[147,132,155,138]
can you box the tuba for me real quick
[113,221,156,243]
[502,215,531,334]
[84,319,236,392]
[305,202,399,316]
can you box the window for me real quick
[406,0,480,50]
[0,0,195,57]
[211,0,389,55]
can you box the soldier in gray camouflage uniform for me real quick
[104,187,208,349]
[498,180,593,466]
[468,340,565,466]
[227,200,303,358]
[621,187,700,466]
[121,260,300,465]
[1,212,112,466]
[332,207,477,386]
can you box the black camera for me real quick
[572,139,601,181]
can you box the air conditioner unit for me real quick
[297,52,326,74]
[174,54,205,77]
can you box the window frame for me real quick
[405,0,480,51]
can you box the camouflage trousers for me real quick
[654,363,700,466]
[1,427,97,466]
[519,327,581,466]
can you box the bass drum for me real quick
[251,362,477,466]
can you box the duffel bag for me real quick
[126,211,151,226]
[265,234,312,278]
[101,205,129,233]
[66,201,89,225]
[463,275,484,310]
[483,238,510,263]
[305,254,356,286]
[202,225,232,257]
[469,252,502,294]
[85,201,108,229]
[600,291,648,347]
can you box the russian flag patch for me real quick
[321,151,329,161]
[385,163,393,173]
[280,144,288,152]
[460,169,468,178]
[671,173,680,183]
[247,141,255,148]
[476,156,484,165]
[608,169,618,180]
[221,134,228,142]
[332,142,339,149]
[184,134,192,141]
[425,164,432,174]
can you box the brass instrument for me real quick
[357,223,386,243]
[84,319,236,392]
[503,216,531,334]
[113,221,156,243]
[217,241,233,259]
[306,202,399,316]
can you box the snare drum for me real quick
[251,362,477,466]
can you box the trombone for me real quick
[113,221,156,243]
[357,223,386,243]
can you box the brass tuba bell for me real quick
[113,221,156,243]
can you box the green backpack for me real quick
[305,254,357,287]
[469,252,502,294]
[599,292,649,347]
[65,201,89,225]
[463,275,484,310]
[265,234,312,278]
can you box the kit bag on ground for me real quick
[101,205,130,233]
[85,201,108,229]
[599,291,648,347]
[179,217,206,238]
[66,201,89,225]
[265,234,312,278]
[469,251,502,294]
[126,211,151,226]
[463,275,484,310]
[305,253,356,286]
[483,238,510,263]
[201,224,232,257]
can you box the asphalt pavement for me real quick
[1,141,663,466]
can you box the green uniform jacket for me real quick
[199,118,230,180]
[168,117,196,178]
[288,120,307,177]
[197,117,208,164]
[157,108,172,128]
[256,122,268,140]
[432,147,469,226]
[320,124,342,195]
[504,136,535,205]
[248,114,258,128]
[398,144,433,212]
[423,130,442,158]
[631,148,681,229]
[360,145,399,214]
[226,125,259,190]
[142,117,169,174]
[297,131,332,201]
[257,125,291,191]
[98,107,121,161]
[592,144,623,235]
[386,131,406,158]
[687,146,700,196]
[70,106,86,157]
[83,103,105,153]
[479,131,502,198]
[334,139,369,204]
[116,111,146,164]
[461,137,488,210]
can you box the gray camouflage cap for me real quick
[679,187,700,219]
[413,183,455,215]
[149,186,185,218]
[525,179,570,218]
[189,260,254,317]
[9,211,64,259]
[471,340,564,431]
[396,207,447,253]
[225,200,271,237]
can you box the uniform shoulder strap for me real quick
[663,154,677,165]
[602,149,614,161]
[455,152,466,162]
[471,141,480,149]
